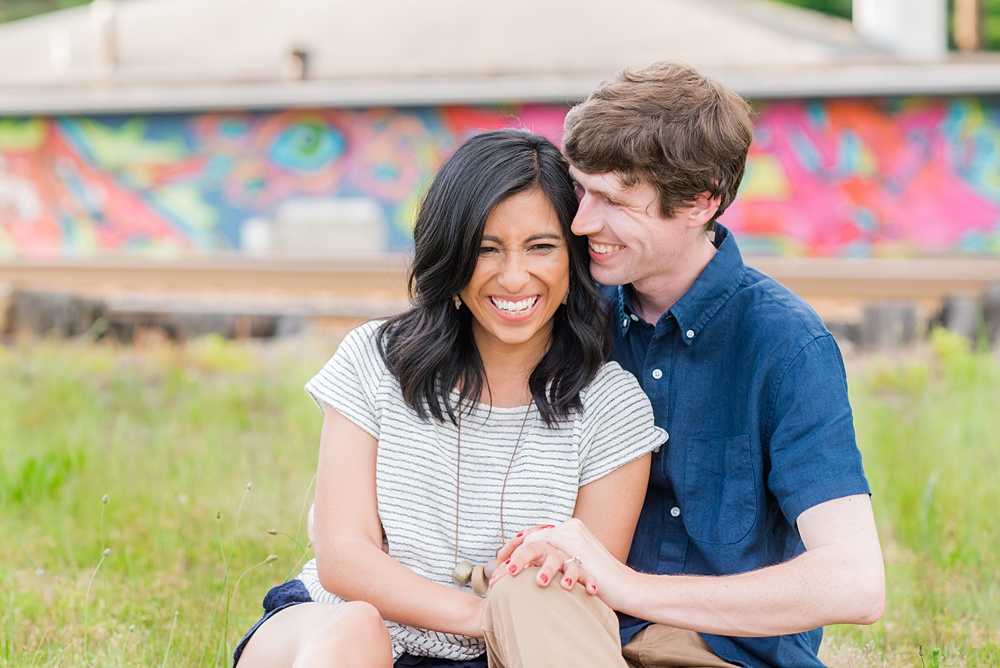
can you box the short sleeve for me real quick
[577,363,667,486]
[766,334,871,526]
[304,320,386,440]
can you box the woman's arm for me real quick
[492,452,651,588]
[312,406,485,637]
[572,453,651,561]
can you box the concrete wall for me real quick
[1,95,998,259]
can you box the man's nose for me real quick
[571,196,600,237]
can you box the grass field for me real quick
[1,328,998,666]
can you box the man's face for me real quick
[568,166,688,289]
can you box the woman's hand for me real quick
[491,524,587,591]
[497,518,636,609]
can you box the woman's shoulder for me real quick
[336,319,387,356]
[578,361,646,408]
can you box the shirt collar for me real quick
[614,224,748,345]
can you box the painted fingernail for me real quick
[539,573,549,584]
[589,583,597,593]
[564,577,573,587]
[507,563,517,574]
[539,524,555,530]
[516,531,523,537]
[504,559,510,565]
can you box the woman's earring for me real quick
[453,295,462,310]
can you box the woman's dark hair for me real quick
[377,128,610,426]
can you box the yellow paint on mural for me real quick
[77,118,187,169]
[156,185,218,232]
[740,155,792,200]
[0,118,45,151]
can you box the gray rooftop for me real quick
[2,0,1000,114]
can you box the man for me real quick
[485,61,884,668]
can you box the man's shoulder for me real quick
[732,264,830,341]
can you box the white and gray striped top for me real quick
[298,320,665,660]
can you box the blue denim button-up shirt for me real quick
[612,225,871,668]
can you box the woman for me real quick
[234,129,665,667]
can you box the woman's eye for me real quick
[530,244,556,252]
[479,246,499,255]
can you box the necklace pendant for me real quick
[452,560,473,586]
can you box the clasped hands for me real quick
[487,518,623,603]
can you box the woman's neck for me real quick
[473,332,547,408]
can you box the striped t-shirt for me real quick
[298,320,665,660]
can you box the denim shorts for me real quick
[233,579,487,668]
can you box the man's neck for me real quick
[629,231,718,324]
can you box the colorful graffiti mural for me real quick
[0,97,998,259]
[727,97,1000,256]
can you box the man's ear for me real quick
[685,191,722,229]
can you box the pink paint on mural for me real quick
[726,98,1000,256]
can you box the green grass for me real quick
[822,329,1000,667]
[1,328,999,666]
[0,333,326,666]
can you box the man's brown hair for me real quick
[563,61,753,223]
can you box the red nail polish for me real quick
[539,573,549,584]
[504,559,510,565]
[564,577,573,587]
[507,563,517,574]
[589,584,597,593]
[540,524,555,529]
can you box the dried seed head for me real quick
[102,494,109,504]
[103,548,111,556]
[246,482,253,490]
[216,511,221,520]
[267,529,278,535]
[265,554,278,564]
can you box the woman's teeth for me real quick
[491,296,537,314]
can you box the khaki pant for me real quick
[483,568,738,668]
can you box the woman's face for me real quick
[459,188,570,362]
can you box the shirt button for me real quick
[670,506,681,518]
[622,317,629,328]
[651,369,663,380]
[686,329,695,339]
[630,313,639,322]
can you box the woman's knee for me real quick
[325,601,389,644]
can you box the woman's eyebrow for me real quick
[481,233,563,243]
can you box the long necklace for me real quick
[451,400,532,594]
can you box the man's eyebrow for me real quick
[575,181,624,202]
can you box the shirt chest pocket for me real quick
[679,435,757,545]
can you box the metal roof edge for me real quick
[2,61,1000,116]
